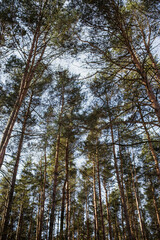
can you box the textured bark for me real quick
[0,94,32,240]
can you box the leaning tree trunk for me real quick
[0,24,48,169]
[0,94,33,240]
[116,9,160,123]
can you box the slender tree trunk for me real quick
[149,179,160,229]
[92,155,99,240]
[130,162,146,240]
[95,142,106,240]
[103,181,113,240]
[36,194,41,240]
[118,132,127,240]
[124,180,135,239]
[28,216,33,240]
[137,104,160,180]
[49,90,64,240]
[120,203,126,240]
[36,149,47,240]
[48,131,61,240]
[0,94,33,240]
[15,201,24,240]
[109,115,134,240]
[85,188,90,240]
[68,188,71,240]
[65,138,69,240]
[60,180,66,239]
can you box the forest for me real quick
[0,0,160,239]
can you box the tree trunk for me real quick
[36,149,47,240]
[65,138,69,240]
[92,155,99,240]
[0,94,33,240]
[85,189,90,240]
[60,180,66,239]
[95,142,105,240]
[0,23,48,168]
[15,201,24,240]
[68,188,71,240]
[48,89,64,240]
[130,162,147,240]
[28,216,33,240]
[109,115,134,240]
[48,131,61,240]
[103,181,113,240]
[149,179,160,229]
